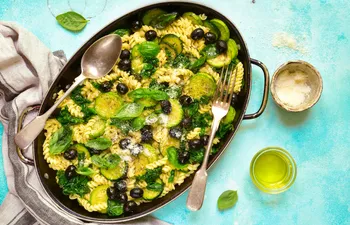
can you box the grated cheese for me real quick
[275,70,311,108]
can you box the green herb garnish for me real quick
[57,170,90,196]
[56,11,88,32]
[49,126,72,155]
[217,190,238,211]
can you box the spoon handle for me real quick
[14,74,86,150]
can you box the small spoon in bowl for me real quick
[15,34,122,150]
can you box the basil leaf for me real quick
[128,88,169,101]
[85,137,112,150]
[110,118,132,134]
[147,182,164,192]
[201,44,218,59]
[136,167,162,184]
[49,126,72,154]
[76,167,95,176]
[139,42,160,58]
[56,170,90,196]
[172,54,191,69]
[114,103,144,120]
[56,11,88,32]
[217,190,238,211]
[91,154,121,169]
[190,55,207,70]
[168,170,175,183]
[112,28,131,37]
[151,12,177,29]
[132,116,145,131]
[166,147,187,169]
[107,200,124,216]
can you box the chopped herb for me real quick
[107,200,124,216]
[172,54,191,69]
[57,170,90,196]
[216,123,233,139]
[91,154,121,169]
[140,57,159,78]
[137,167,162,184]
[57,107,84,125]
[189,148,204,163]
[168,170,175,183]
[110,118,133,134]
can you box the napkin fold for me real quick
[0,21,169,225]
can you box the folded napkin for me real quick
[0,21,169,225]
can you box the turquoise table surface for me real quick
[1,0,349,224]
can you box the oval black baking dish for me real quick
[17,2,269,223]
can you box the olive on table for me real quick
[169,127,182,139]
[114,180,127,192]
[179,95,193,106]
[116,192,128,203]
[63,148,77,160]
[160,100,172,114]
[65,165,77,179]
[117,83,129,95]
[216,40,228,54]
[131,20,142,31]
[130,188,143,198]
[204,32,216,44]
[181,117,192,128]
[124,201,137,213]
[201,135,210,146]
[191,28,204,40]
[188,139,202,150]
[120,50,130,59]
[178,151,190,164]
[100,81,113,92]
[119,138,131,149]
[141,126,153,142]
[145,30,157,41]
[107,187,118,199]
[231,93,239,107]
[118,59,131,71]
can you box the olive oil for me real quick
[250,147,297,194]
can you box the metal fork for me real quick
[186,64,237,211]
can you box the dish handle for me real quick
[15,105,40,166]
[243,59,270,120]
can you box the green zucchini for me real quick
[207,39,238,68]
[203,21,220,40]
[72,144,90,158]
[160,137,180,157]
[210,19,230,41]
[94,92,123,119]
[134,144,159,176]
[100,160,127,180]
[183,12,203,25]
[90,185,109,213]
[160,43,177,59]
[183,73,217,99]
[142,8,166,25]
[136,97,157,107]
[161,34,183,55]
[143,179,164,200]
[222,106,236,124]
[131,44,143,75]
[166,99,183,128]
[89,117,106,138]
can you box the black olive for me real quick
[179,95,193,106]
[141,127,153,142]
[181,117,192,128]
[160,82,169,88]
[107,187,118,199]
[169,127,182,139]
[188,139,202,150]
[120,50,130,59]
[178,151,190,164]
[130,188,143,198]
[65,165,77,179]
[88,148,101,155]
[119,138,131,149]
[191,28,204,40]
[133,74,142,81]
[160,100,172,114]
[118,59,131,71]
[124,201,137,213]
[216,40,228,54]
[131,20,142,31]
[231,93,239,107]
[116,192,128,203]
[100,81,113,92]
[204,32,217,44]
[145,30,157,41]
[201,135,210,146]
[63,148,77,160]
[117,83,129,95]
[114,180,127,192]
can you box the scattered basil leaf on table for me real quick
[49,126,72,154]
[85,137,112,150]
[91,154,121,169]
[107,199,124,216]
[56,11,89,32]
[114,103,144,120]
[217,190,238,211]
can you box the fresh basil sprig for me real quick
[56,11,88,32]
[128,88,169,101]
[217,190,238,211]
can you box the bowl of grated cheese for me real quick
[271,60,323,112]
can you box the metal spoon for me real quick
[14,34,122,150]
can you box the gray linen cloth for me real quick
[0,21,169,225]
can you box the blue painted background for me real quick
[1,0,349,224]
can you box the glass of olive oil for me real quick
[250,147,297,194]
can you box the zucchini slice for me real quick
[143,180,164,200]
[136,98,157,107]
[134,144,160,176]
[131,44,143,75]
[89,117,106,138]
[183,73,217,99]
[222,106,236,124]
[166,99,184,128]
[142,8,166,25]
[101,160,127,180]
[207,39,238,68]
[90,185,109,213]
[72,144,91,158]
[210,19,230,41]
[203,21,220,40]
[160,43,177,59]
[94,92,123,119]
[183,12,203,25]
[160,136,180,156]
[161,34,183,55]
